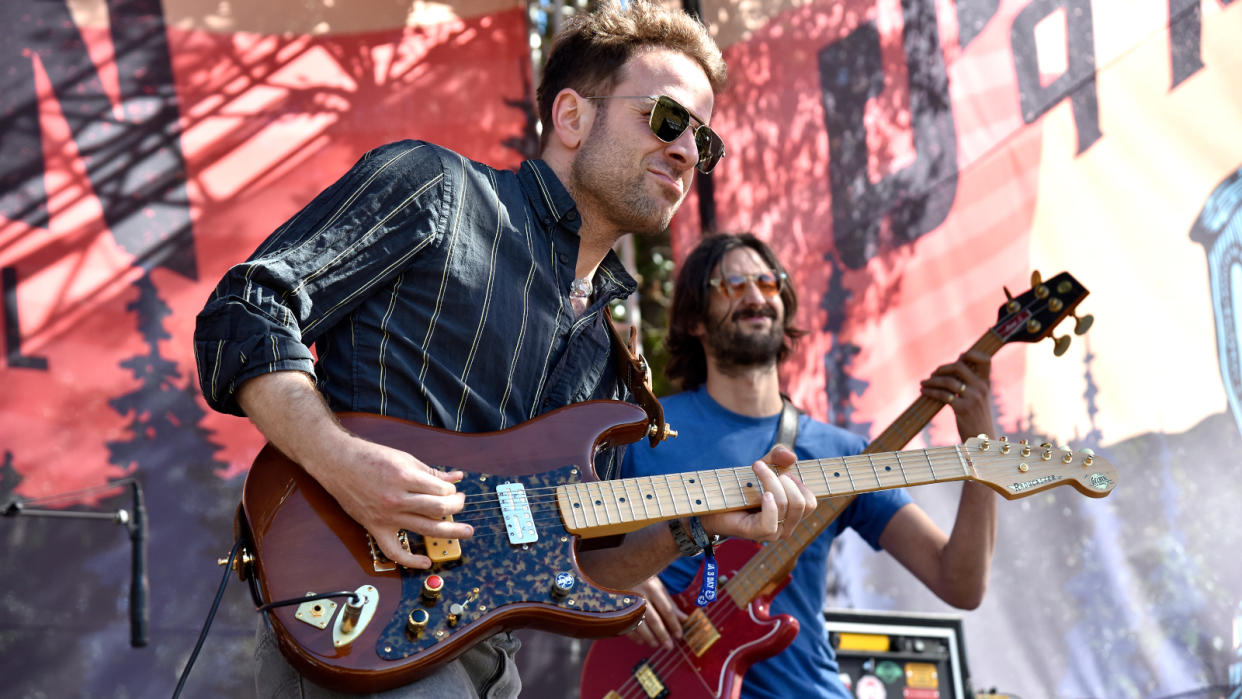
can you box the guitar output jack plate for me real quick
[332,585,379,648]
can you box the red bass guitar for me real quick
[579,270,1093,699]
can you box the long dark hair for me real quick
[665,233,805,390]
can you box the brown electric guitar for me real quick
[239,400,1114,691]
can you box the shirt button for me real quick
[558,253,568,264]
[564,210,579,223]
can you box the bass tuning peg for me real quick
[1073,312,1094,335]
[1053,334,1071,356]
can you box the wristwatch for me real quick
[668,518,702,557]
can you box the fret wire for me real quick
[731,468,746,508]
[653,475,666,519]
[844,455,857,493]
[635,477,651,523]
[866,453,881,489]
[955,444,970,477]
[713,468,728,510]
[581,482,598,528]
[567,485,583,530]
[894,451,910,485]
[695,470,710,513]
[924,449,937,481]
[623,478,638,524]
[814,458,829,495]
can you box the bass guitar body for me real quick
[241,401,650,693]
[580,538,799,699]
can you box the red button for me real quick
[424,575,443,591]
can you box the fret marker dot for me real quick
[573,503,580,508]
[695,499,702,505]
[833,472,840,478]
[619,497,626,503]
[594,500,602,506]
[885,466,892,471]
[645,494,652,499]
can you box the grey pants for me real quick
[253,617,522,698]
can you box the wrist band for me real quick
[688,517,720,606]
[669,518,702,557]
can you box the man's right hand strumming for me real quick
[237,371,473,569]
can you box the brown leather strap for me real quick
[774,395,800,450]
[605,317,673,446]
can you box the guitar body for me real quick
[580,538,799,699]
[241,400,651,693]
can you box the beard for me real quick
[569,113,685,235]
[704,306,784,370]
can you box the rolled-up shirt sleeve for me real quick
[193,141,447,415]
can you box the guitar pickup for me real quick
[631,660,669,699]
[497,482,538,544]
[423,515,462,563]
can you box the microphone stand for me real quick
[3,479,149,647]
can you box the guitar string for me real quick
[447,455,966,530]
[430,452,977,545]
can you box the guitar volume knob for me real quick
[422,575,444,603]
[406,608,429,637]
[550,571,576,600]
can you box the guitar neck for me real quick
[721,330,1005,608]
[557,445,975,538]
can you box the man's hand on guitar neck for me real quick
[237,371,473,569]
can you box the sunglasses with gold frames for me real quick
[584,94,726,174]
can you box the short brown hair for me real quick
[536,0,726,149]
[665,233,805,390]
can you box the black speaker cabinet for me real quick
[824,609,971,699]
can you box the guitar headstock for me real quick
[964,436,1117,500]
[994,271,1092,356]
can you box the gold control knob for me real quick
[422,575,444,603]
[407,608,429,637]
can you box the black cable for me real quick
[257,590,360,613]
[171,537,241,699]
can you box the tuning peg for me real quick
[1030,270,1042,288]
[1073,312,1094,335]
[1003,286,1014,301]
[1053,335,1071,356]
[1081,448,1095,467]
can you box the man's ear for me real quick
[690,320,706,338]
[549,89,592,151]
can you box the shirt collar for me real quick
[520,159,580,232]
[519,159,637,299]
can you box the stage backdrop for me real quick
[0,0,533,696]
[1,1,1240,698]
[663,0,1242,696]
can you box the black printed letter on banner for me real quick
[818,0,958,271]
[1011,0,1102,155]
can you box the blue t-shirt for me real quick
[621,386,912,699]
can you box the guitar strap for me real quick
[774,395,800,451]
[604,317,674,446]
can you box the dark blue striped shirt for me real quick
[194,140,637,444]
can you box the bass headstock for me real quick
[964,435,1117,500]
[994,270,1092,356]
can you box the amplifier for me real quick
[824,609,972,699]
